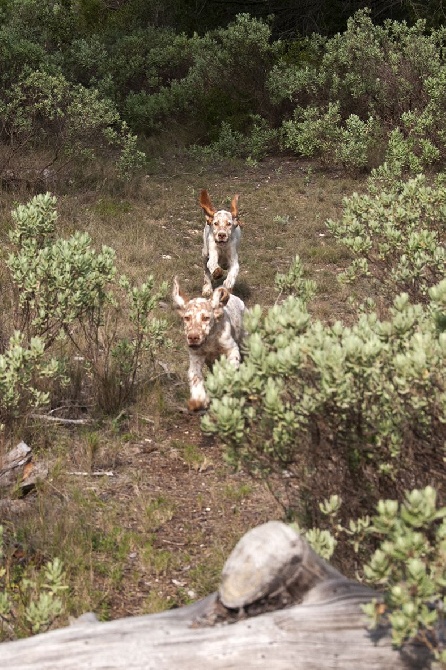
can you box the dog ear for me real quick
[199,190,215,224]
[172,276,188,311]
[230,194,240,222]
[211,286,230,311]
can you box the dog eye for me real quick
[184,315,191,321]
[201,314,210,322]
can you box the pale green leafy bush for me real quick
[202,285,446,516]
[362,487,446,663]
[0,332,58,429]
[297,487,445,663]
[8,194,117,348]
[274,254,317,302]
[7,193,168,414]
[281,103,378,174]
[326,174,446,302]
[0,525,68,641]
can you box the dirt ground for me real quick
[91,411,283,619]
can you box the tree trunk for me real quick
[0,521,433,669]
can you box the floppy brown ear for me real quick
[172,276,189,311]
[199,189,215,223]
[230,194,240,221]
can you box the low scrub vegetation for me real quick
[203,281,446,510]
[294,487,446,664]
[326,173,446,302]
[0,3,445,662]
[3,192,168,419]
[1,524,68,639]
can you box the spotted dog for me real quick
[199,189,241,298]
[173,277,245,411]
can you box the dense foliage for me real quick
[272,10,446,174]
[203,284,446,511]
[2,3,446,180]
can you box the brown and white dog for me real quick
[173,277,245,411]
[199,189,241,298]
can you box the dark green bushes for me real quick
[271,9,446,174]
[3,3,446,174]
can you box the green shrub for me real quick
[0,525,68,641]
[326,174,446,302]
[8,193,116,348]
[361,486,446,662]
[202,282,446,518]
[274,254,317,302]
[7,193,168,414]
[0,0,74,92]
[189,116,278,163]
[125,15,280,140]
[0,332,59,430]
[281,101,380,174]
[297,487,446,664]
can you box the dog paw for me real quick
[188,398,208,412]
[212,267,224,280]
[202,285,213,298]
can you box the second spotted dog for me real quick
[173,276,245,411]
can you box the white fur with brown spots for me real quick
[199,189,241,298]
[173,277,245,411]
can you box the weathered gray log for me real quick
[0,521,433,670]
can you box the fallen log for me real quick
[0,521,432,669]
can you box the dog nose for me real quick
[188,334,200,345]
[218,232,226,240]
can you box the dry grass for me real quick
[0,155,368,634]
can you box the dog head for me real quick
[173,278,230,348]
[199,189,240,244]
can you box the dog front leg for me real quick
[223,257,239,291]
[202,262,213,298]
[187,355,208,411]
[206,244,224,281]
[225,343,241,368]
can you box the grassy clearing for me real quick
[0,155,368,635]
